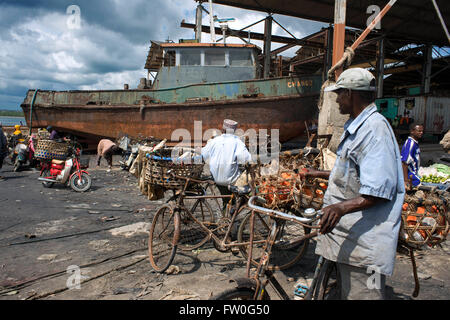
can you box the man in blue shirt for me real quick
[302,68,405,299]
[401,123,424,189]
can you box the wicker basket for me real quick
[144,148,204,190]
[255,171,300,209]
[37,130,50,140]
[253,151,328,211]
[399,189,449,248]
[34,139,69,160]
[295,177,328,210]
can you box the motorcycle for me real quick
[38,143,92,192]
[13,142,28,172]
[118,135,139,170]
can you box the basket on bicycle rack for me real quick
[254,171,300,209]
[144,148,204,190]
[296,177,328,211]
[399,189,449,249]
[34,139,69,160]
[79,157,90,169]
[253,153,329,211]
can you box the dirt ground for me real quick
[0,154,449,301]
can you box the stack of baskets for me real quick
[144,148,204,190]
[399,189,449,248]
[253,154,328,211]
[34,139,69,160]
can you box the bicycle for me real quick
[148,172,252,273]
[211,196,339,300]
[148,171,312,273]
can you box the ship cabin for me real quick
[145,42,262,90]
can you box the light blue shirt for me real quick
[201,134,252,186]
[315,104,405,276]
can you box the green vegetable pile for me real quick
[431,164,450,176]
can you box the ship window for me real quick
[205,50,225,66]
[180,50,201,66]
[229,50,253,66]
[164,50,176,67]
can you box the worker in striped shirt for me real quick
[401,123,424,190]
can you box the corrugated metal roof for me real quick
[213,0,450,45]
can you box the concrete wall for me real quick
[317,91,349,153]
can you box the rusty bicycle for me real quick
[211,196,339,300]
[148,171,312,273]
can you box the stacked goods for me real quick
[254,152,328,211]
[399,189,449,248]
[298,176,328,210]
[144,147,204,190]
[34,139,69,160]
[37,129,50,140]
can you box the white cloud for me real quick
[0,1,324,109]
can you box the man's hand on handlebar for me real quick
[319,203,345,234]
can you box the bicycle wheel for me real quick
[237,208,311,270]
[177,198,215,251]
[313,260,340,300]
[148,204,179,273]
[211,287,270,300]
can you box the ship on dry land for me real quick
[21,41,322,146]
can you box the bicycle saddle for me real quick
[228,184,251,195]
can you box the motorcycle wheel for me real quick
[40,168,55,188]
[69,172,92,192]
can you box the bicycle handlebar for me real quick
[248,196,322,224]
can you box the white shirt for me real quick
[201,134,252,186]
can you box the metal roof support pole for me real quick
[422,44,433,94]
[195,4,203,42]
[376,36,385,99]
[332,0,346,78]
[350,0,397,51]
[431,0,450,45]
[263,15,273,78]
[323,26,334,82]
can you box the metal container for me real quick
[397,96,450,134]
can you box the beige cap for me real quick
[325,68,376,92]
[223,119,238,132]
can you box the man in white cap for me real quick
[200,119,252,207]
[302,68,405,299]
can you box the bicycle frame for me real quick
[239,196,322,300]
[169,173,252,251]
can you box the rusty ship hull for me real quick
[21,75,322,146]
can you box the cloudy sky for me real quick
[0,0,326,110]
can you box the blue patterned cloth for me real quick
[401,137,421,186]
